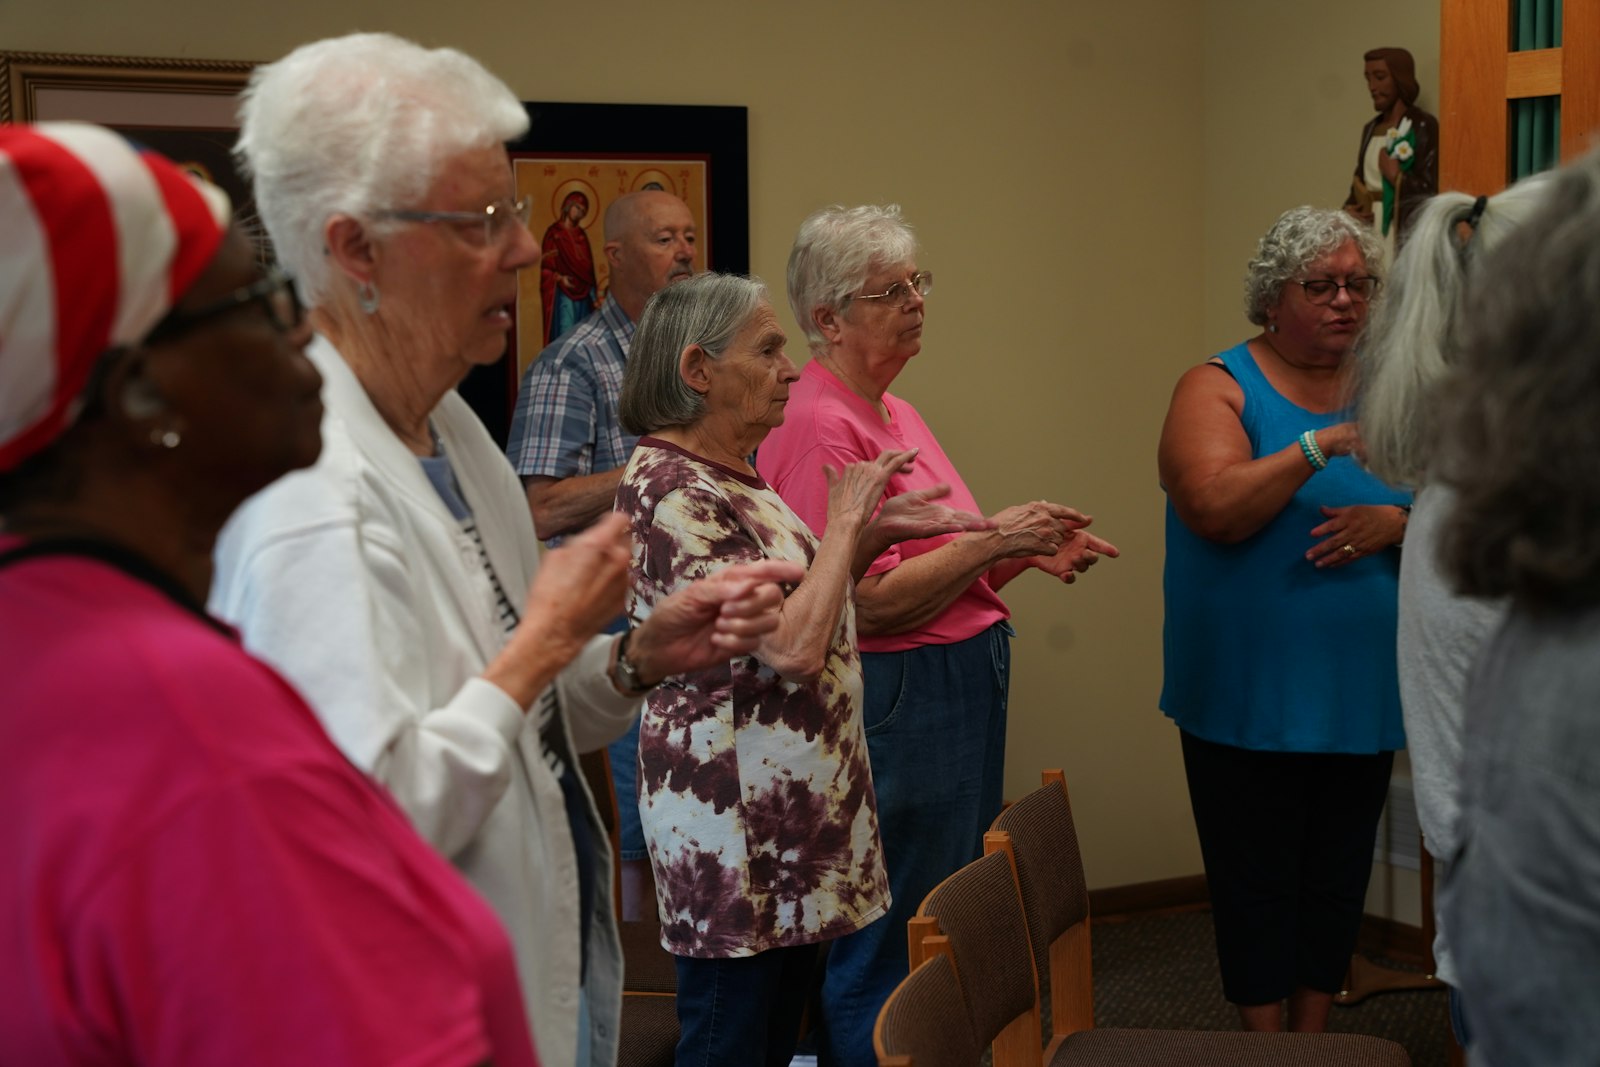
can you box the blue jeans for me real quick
[816,621,1012,1067]
[673,943,820,1067]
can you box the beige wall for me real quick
[1,0,1436,897]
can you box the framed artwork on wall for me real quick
[466,102,749,444]
[1,59,751,447]
[1,51,262,242]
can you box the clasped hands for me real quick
[523,513,801,689]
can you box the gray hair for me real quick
[234,32,529,304]
[620,272,768,434]
[787,204,919,352]
[1358,177,1555,487]
[1243,206,1383,326]
[1436,148,1600,609]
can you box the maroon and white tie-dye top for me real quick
[618,437,890,959]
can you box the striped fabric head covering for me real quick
[0,122,231,472]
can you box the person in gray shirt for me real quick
[1430,147,1600,1067]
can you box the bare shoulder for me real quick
[1167,358,1243,417]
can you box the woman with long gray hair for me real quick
[615,271,987,1065]
[1357,172,1552,1039]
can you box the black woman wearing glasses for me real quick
[757,204,1118,1067]
[1157,206,1410,1034]
[0,122,543,1066]
[207,34,795,1067]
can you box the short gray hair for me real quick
[787,204,919,352]
[1243,206,1383,326]
[620,272,768,434]
[235,32,529,304]
[1358,177,1554,487]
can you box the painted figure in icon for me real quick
[540,190,598,346]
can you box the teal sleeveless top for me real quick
[1160,342,1409,753]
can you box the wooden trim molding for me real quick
[1441,0,1512,194]
[1088,874,1209,919]
[1506,48,1562,98]
[1562,1,1600,159]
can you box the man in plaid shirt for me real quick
[507,190,697,545]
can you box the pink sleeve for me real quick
[71,767,510,1067]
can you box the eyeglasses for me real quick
[145,268,304,344]
[851,271,934,309]
[376,195,533,246]
[1294,276,1381,304]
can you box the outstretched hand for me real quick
[871,483,993,546]
[628,558,805,685]
[1032,528,1121,584]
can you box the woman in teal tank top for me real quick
[1157,207,1410,1033]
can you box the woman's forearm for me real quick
[855,531,1004,636]
[1168,442,1319,544]
[754,515,866,680]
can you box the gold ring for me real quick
[1341,543,1357,556]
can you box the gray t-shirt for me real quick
[1440,597,1600,1065]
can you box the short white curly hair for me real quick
[1243,206,1383,326]
[235,32,529,304]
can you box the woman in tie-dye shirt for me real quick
[615,272,987,1066]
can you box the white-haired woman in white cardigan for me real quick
[209,33,796,1067]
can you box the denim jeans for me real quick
[816,621,1012,1067]
[673,943,820,1067]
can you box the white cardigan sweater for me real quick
[211,336,635,1067]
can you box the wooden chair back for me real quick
[914,845,1044,1067]
[873,944,983,1067]
[990,768,1095,1052]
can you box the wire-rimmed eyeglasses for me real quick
[377,195,533,246]
[851,271,934,309]
[1293,276,1381,305]
[145,268,304,344]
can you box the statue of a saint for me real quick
[1342,47,1439,251]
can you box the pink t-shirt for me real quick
[0,541,539,1067]
[756,359,1009,653]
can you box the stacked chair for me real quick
[874,770,1414,1067]
[577,750,678,1067]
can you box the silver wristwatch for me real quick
[612,630,648,695]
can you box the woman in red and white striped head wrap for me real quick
[0,123,545,1067]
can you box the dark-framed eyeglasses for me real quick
[145,268,304,344]
[376,195,533,246]
[1294,276,1381,304]
[851,271,934,309]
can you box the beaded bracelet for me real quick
[1298,430,1328,471]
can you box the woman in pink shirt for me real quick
[756,203,1118,1067]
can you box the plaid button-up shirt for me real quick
[506,294,640,544]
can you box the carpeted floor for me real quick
[1091,909,1452,1066]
